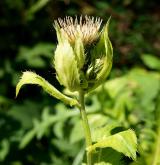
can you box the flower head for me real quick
[53,16,113,93]
[54,16,102,45]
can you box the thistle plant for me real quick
[16,16,137,165]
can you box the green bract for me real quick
[54,16,113,92]
[54,42,80,91]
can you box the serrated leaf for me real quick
[92,122,120,142]
[83,148,123,165]
[87,129,137,160]
[94,148,124,165]
[16,71,79,107]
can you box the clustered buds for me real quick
[53,16,113,93]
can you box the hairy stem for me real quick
[79,90,92,165]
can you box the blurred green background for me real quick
[0,0,160,165]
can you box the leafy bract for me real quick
[96,18,113,81]
[54,42,80,92]
[86,18,113,92]
[74,37,85,69]
[16,71,79,107]
[87,129,137,160]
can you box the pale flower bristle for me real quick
[55,15,103,45]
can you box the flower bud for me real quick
[53,16,113,93]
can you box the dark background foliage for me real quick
[0,0,160,165]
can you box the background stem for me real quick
[79,90,92,165]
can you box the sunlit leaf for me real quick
[87,129,137,160]
[92,122,120,142]
[103,77,129,98]
[16,71,79,107]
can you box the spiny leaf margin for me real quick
[16,71,79,107]
[87,129,137,160]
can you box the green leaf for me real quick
[72,145,85,165]
[16,71,79,107]
[35,108,57,139]
[70,119,84,144]
[128,68,160,105]
[19,129,36,149]
[103,77,129,98]
[141,54,160,70]
[0,139,10,161]
[87,129,137,160]
[17,43,54,68]
[92,122,120,142]
[93,148,124,165]
[83,148,123,165]
[74,37,85,69]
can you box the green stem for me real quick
[152,128,160,165]
[78,90,92,165]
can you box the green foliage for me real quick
[26,0,50,20]
[16,15,135,164]
[17,43,54,68]
[0,0,160,164]
[141,54,160,70]
[16,71,79,107]
[88,129,137,159]
[1,66,160,164]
